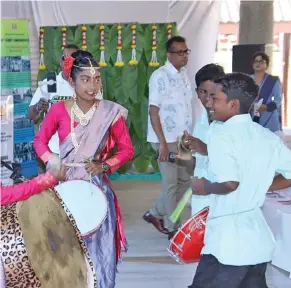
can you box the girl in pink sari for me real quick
[33,50,134,288]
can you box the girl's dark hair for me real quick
[70,50,99,81]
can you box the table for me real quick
[262,192,291,277]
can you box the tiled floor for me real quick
[112,180,291,288]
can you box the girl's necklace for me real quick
[70,100,97,152]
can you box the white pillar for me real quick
[239,0,274,71]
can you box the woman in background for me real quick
[252,51,283,132]
[34,50,134,288]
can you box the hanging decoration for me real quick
[61,27,67,50]
[98,25,107,67]
[81,25,87,50]
[115,25,124,67]
[129,24,138,66]
[167,24,172,40]
[149,25,159,67]
[38,27,46,70]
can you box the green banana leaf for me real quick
[136,57,147,103]
[125,107,132,130]
[105,65,116,101]
[132,134,152,157]
[121,64,137,103]
[151,157,159,172]
[133,155,151,173]
[132,134,153,173]
[120,59,147,105]
[53,26,75,67]
[74,24,96,55]
[122,23,145,63]
[131,97,148,140]
[118,161,132,174]
[100,66,108,99]
[37,70,47,82]
[114,67,127,105]
[106,65,128,105]
[43,27,57,72]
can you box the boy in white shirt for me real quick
[188,72,291,288]
[189,64,224,216]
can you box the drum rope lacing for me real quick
[171,216,205,252]
[168,209,208,264]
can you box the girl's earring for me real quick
[72,91,76,100]
[96,82,103,100]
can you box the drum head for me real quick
[55,180,108,237]
[17,189,88,288]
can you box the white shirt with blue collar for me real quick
[147,61,193,143]
[202,114,291,266]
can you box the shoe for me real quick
[143,211,169,234]
[168,230,178,240]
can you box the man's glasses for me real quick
[169,49,191,56]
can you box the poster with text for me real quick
[1,19,37,177]
[1,95,14,185]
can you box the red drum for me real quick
[168,207,209,264]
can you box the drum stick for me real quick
[169,188,192,224]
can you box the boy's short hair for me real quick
[195,64,225,88]
[214,72,259,114]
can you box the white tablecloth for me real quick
[262,191,291,277]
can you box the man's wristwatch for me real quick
[101,162,110,173]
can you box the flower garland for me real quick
[61,27,67,50]
[81,25,87,50]
[115,25,124,67]
[167,24,172,40]
[38,27,46,70]
[129,24,138,66]
[98,25,107,67]
[149,25,159,67]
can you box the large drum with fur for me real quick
[0,188,96,288]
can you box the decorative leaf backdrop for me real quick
[37,23,177,173]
